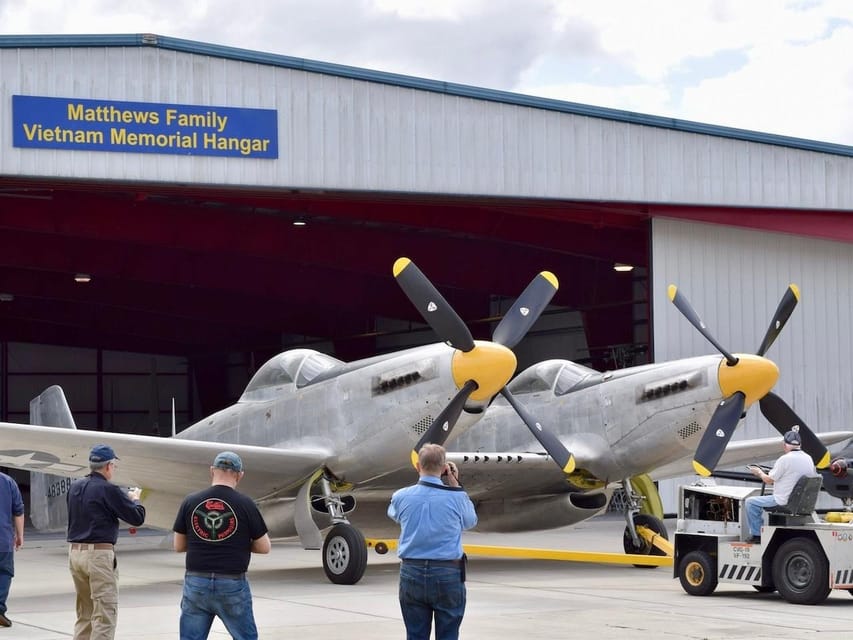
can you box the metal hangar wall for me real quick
[653,218,853,510]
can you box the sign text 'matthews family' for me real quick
[12,95,278,159]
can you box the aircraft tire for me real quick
[623,513,668,568]
[772,537,830,605]
[678,550,717,596]
[322,523,368,585]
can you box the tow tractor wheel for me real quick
[752,585,776,593]
[678,550,718,596]
[322,523,368,585]
[623,514,668,568]
[771,537,831,605]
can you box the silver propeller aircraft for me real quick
[443,284,852,555]
[0,264,849,584]
[0,258,564,584]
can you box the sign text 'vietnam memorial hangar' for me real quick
[12,94,278,159]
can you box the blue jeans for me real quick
[399,562,466,640]
[179,575,257,640]
[745,493,778,536]
[0,552,13,615]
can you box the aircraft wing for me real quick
[0,422,331,527]
[648,430,853,481]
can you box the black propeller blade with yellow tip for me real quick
[670,283,830,476]
[410,380,478,468]
[692,392,746,477]
[759,392,831,468]
[668,285,738,365]
[500,387,575,473]
[393,258,475,352]
[492,271,560,349]
[756,284,800,357]
[394,257,573,474]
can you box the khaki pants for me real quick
[68,547,118,640]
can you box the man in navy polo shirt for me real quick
[67,443,146,640]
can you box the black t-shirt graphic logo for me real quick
[191,498,238,541]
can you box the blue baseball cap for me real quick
[89,444,119,463]
[213,451,243,472]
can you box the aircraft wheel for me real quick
[678,550,717,596]
[623,514,668,568]
[322,523,368,585]
[772,537,830,605]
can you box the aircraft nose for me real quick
[451,341,517,401]
[718,354,779,406]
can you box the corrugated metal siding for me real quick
[4,46,853,209]
[653,218,853,510]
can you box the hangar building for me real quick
[2,34,853,510]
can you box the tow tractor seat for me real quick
[765,475,822,527]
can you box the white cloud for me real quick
[679,22,853,141]
[1,0,852,144]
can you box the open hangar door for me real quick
[0,177,651,434]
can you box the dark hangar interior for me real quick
[0,177,650,421]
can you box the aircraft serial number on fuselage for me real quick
[45,477,72,498]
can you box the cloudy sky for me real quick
[3,0,853,145]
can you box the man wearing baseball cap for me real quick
[172,451,270,639]
[66,444,146,639]
[744,426,818,543]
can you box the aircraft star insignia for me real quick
[520,307,530,316]
[715,429,725,438]
[427,301,437,312]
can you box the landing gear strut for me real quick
[317,476,367,585]
[621,475,668,567]
[295,471,368,585]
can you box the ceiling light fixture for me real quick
[74,273,92,283]
[613,263,634,272]
[292,218,307,227]
[0,293,13,302]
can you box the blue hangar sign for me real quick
[12,95,278,159]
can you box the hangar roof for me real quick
[3,33,852,159]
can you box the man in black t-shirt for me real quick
[173,452,270,640]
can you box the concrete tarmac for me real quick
[5,516,852,639]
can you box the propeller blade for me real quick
[499,387,575,473]
[693,392,746,476]
[759,391,831,468]
[756,284,800,356]
[668,285,738,365]
[410,380,478,468]
[393,258,475,352]
[491,271,559,349]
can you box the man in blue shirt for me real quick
[0,470,24,628]
[388,443,477,640]
[67,444,146,640]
